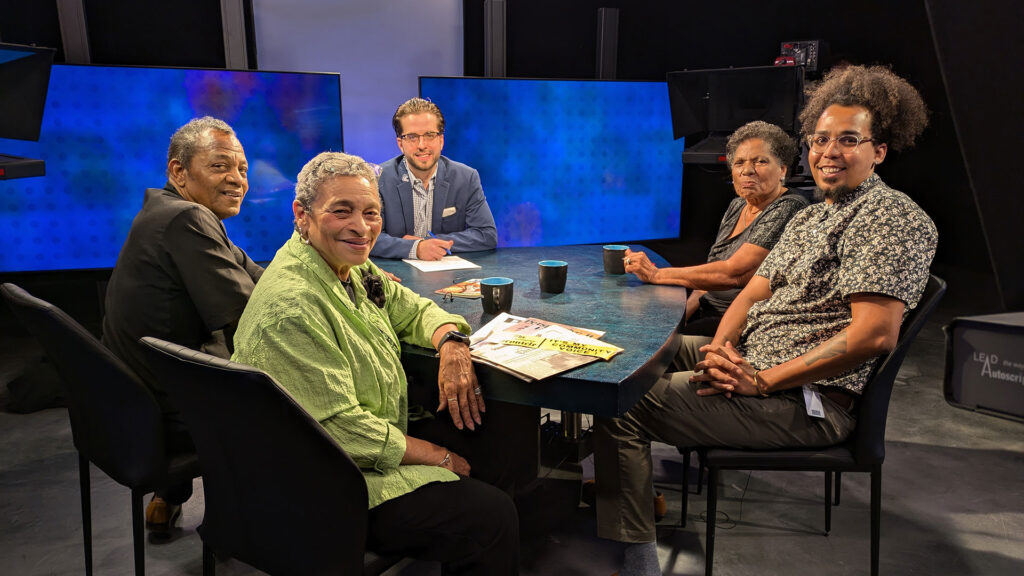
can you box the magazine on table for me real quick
[468,313,622,381]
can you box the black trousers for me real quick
[407,398,538,494]
[679,296,724,337]
[157,415,195,505]
[367,477,520,575]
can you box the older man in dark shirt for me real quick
[103,116,262,536]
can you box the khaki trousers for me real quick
[594,335,857,542]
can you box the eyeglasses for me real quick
[807,134,875,153]
[399,131,442,144]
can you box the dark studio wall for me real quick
[81,0,228,68]
[465,0,990,284]
[0,0,251,68]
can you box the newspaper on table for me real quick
[469,312,622,382]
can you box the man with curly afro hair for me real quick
[592,65,938,576]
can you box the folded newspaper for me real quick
[469,313,622,381]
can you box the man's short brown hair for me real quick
[392,97,445,137]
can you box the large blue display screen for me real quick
[0,65,343,272]
[419,77,684,248]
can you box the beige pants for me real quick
[594,335,857,543]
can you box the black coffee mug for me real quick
[603,245,628,274]
[538,260,568,293]
[480,277,514,314]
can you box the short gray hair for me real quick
[166,116,236,177]
[294,151,380,209]
[724,120,799,168]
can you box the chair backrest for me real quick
[140,336,371,575]
[850,275,947,466]
[1,283,168,488]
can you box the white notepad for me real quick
[401,255,482,272]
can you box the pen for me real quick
[428,231,452,255]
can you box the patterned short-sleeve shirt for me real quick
[739,173,938,394]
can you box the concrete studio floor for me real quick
[2,280,1023,575]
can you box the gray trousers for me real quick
[594,335,857,542]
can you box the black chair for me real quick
[140,336,402,576]
[0,283,200,576]
[699,274,946,576]
[676,447,706,526]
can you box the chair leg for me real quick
[696,449,706,494]
[835,471,843,506]
[705,467,719,576]
[871,468,881,576]
[78,453,92,576]
[680,449,691,527]
[824,471,832,536]
[203,543,216,576]
[132,489,145,576]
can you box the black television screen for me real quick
[667,65,805,141]
[0,64,343,273]
[419,77,684,247]
[0,42,54,142]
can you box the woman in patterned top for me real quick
[623,121,808,334]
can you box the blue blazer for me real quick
[371,155,498,259]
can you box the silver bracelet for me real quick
[438,451,451,468]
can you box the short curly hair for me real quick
[799,65,929,152]
[392,97,445,137]
[725,121,799,168]
[294,151,379,210]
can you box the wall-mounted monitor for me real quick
[419,77,684,248]
[0,65,343,273]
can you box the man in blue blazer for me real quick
[371,98,497,260]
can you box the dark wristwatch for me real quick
[437,330,471,350]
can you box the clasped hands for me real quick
[437,340,486,431]
[692,341,761,398]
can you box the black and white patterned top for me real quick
[702,191,809,314]
[739,173,938,394]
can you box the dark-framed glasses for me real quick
[399,131,442,144]
[807,134,874,153]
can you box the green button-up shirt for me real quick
[233,232,471,508]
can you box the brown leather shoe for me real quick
[145,496,182,538]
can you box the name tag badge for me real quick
[802,384,825,419]
[442,206,457,218]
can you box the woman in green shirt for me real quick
[233,152,518,575]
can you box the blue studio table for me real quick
[375,244,686,418]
